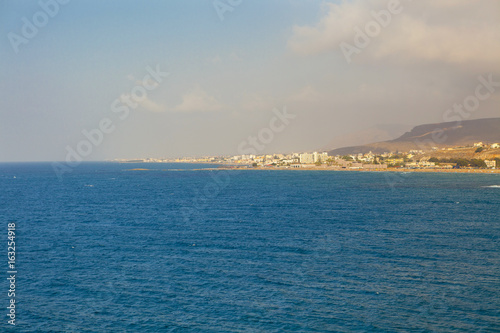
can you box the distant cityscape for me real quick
[113,142,499,170]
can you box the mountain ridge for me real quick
[328,118,500,155]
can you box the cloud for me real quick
[288,0,500,67]
[127,74,160,89]
[139,96,165,113]
[120,93,165,113]
[289,1,370,56]
[174,86,223,113]
[239,92,277,112]
[290,85,322,103]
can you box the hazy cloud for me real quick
[119,93,165,113]
[174,86,223,113]
[288,0,500,68]
[239,92,276,113]
[139,96,165,113]
[290,85,322,103]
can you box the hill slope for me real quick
[329,118,500,155]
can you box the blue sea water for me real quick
[0,162,499,332]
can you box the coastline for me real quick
[119,162,500,174]
[210,166,500,174]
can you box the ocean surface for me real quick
[0,162,499,332]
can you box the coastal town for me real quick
[115,142,500,172]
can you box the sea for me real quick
[0,162,499,332]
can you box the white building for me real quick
[300,152,329,164]
[315,152,328,163]
[300,153,315,164]
[485,160,496,168]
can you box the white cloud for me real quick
[174,86,223,113]
[289,1,370,56]
[288,0,500,67]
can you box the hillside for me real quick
[424,147,500,160]
[329,118,500,155]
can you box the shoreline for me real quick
[211,166,500,174]
[118,162,500,174]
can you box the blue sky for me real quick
[1,0,499,161]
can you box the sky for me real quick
[1,0,499,162]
